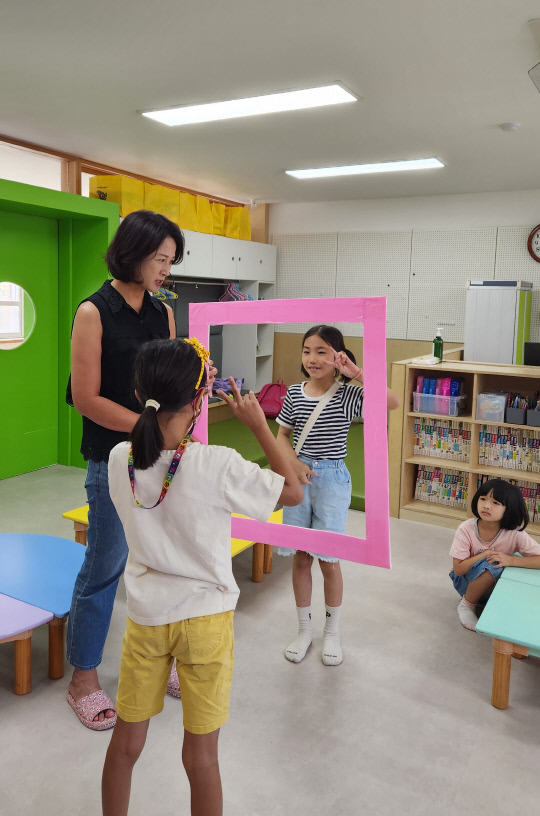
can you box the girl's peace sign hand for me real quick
[216,377,267,431]
[323,351,363,382]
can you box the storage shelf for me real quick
[401,500,468,520]
[470,465,540,483]
[391,358,540,524]
[470,418,540,429]
[407,411,473,421]
[405,456,470,469]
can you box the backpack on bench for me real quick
[257,380,287,419]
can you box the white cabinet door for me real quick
[212,236,276,282]
[212,234,241,279]
[252,242,277,282]
[176,230,213,278]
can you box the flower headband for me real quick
[185,337,210,390]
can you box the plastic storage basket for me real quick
[413,392,467,417]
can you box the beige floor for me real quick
[1,465,540,816]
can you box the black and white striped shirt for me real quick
[276,381,364,460]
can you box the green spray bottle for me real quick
[433,328,443,363]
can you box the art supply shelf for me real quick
[389,358,540,539]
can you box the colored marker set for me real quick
[413,376,466,417]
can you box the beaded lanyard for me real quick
[128,432,192,509]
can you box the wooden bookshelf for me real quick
[388,356,540,538]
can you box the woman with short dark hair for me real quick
[66,210,188,729]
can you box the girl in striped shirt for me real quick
[276,325,400,666]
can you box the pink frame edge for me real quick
[189,296,391,569]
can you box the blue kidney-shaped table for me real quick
[0,534,85,694]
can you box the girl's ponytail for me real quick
[129,338,207,471]
[130,405,164,471]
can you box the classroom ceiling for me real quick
[3,1,540,205]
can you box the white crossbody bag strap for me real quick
[294,381,340,455]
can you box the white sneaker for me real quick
[457,598,478,631]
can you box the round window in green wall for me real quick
[0,282,36,350]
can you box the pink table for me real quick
[0,594,53,694]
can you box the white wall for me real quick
[269,191,540,343]
[0,142,62,190]
[269,190,540,235]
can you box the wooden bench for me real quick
[63,505,282,582]
[0,533,86,695]
[476,566,540,709]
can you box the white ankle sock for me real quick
[285,606,312,663]
[457,597,478,631]
[322,604,343,666]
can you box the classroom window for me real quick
[0,282,36,349]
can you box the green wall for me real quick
[0,179,119,478]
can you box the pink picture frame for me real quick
[189,297,390,569]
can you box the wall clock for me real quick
[527,224,540,262]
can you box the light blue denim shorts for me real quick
[278,456,351,564]
[449,556,504,599]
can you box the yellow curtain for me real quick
[89,175,144,217]
[196,196,213,234]
[178,192,198,230]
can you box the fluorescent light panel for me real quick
[286,158,444,179]
[142,84,357,126]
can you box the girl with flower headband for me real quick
[103,337,302,816]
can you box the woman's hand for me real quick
[216,377,266,431]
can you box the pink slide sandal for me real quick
[66,690,117,730]
[166,663,181,699]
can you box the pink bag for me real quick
[257,380,287,419]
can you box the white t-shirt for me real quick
[108,440,284,626]
[449,516,540,560]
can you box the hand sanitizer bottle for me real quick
[433,328,443,363]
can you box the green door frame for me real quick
[0,178,119,470]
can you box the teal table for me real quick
[476,566,540,709]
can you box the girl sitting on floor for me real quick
[450,477,540,631]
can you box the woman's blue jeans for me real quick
[66,460,128,670]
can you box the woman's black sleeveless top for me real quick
[79,280,170,462]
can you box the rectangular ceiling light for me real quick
[142,84,357,126]
[286,158,444,179]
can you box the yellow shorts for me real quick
[116,611,234,734]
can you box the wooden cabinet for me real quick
[170,232,276,392]
[389,358,540,538]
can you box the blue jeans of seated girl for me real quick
[449,556,504,601]
[66,459,128,670]
[279,456,351,564]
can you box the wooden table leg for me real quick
[13,633,32,695]
[263,544,273,575]
[252,542,264,583]
[491,638,515,709]
[48,616,67,679]
[73,522,88,546]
